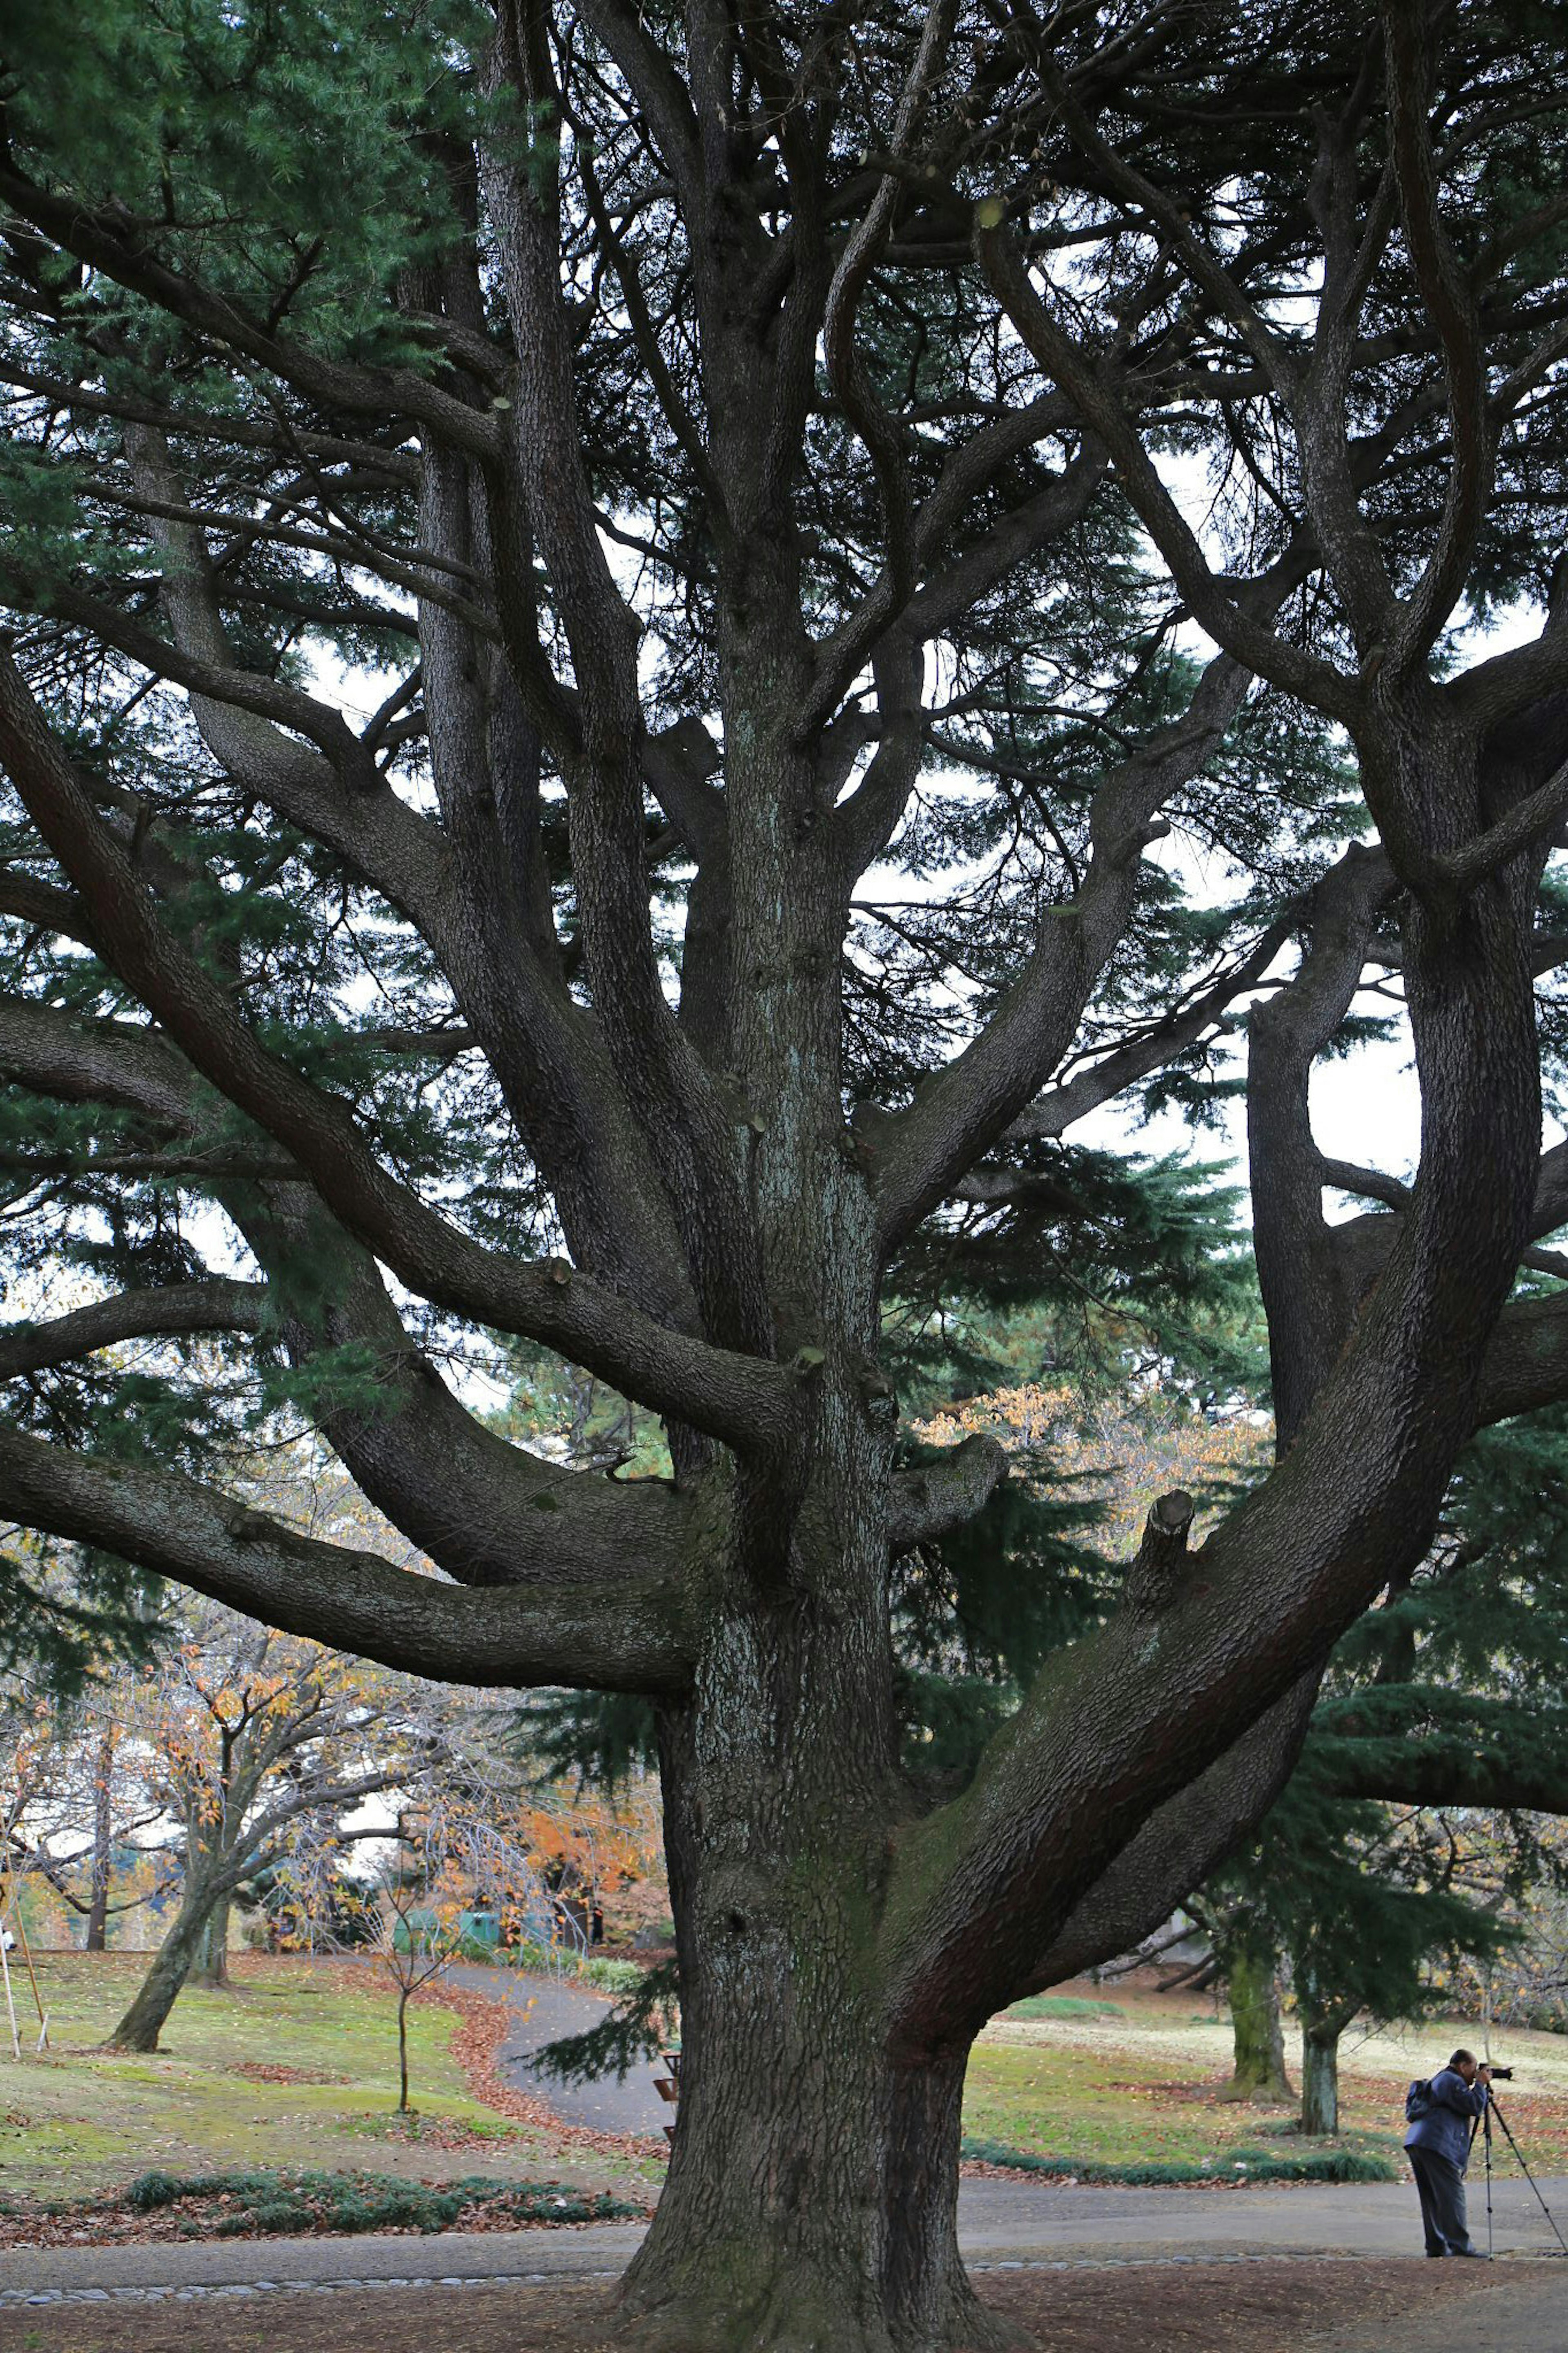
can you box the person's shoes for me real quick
[1452,2248,1491,2258]
[1425,2250,1446,2257]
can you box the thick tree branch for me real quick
[822,1,958,629]
[976,210,1361,723]
[1326,1158,1568,1281]
[0,1426,692,1693]
[882,799,1541,2043]
[0,870,96,947]
[9,577,380,790]
[871,640,1269,1253]
[0,149,503,465]
[0,650,791,1451]
[0,994,730,1593]
[1247,844,1395,1442]
[1472,1287,1568,1427]
[1025,1679,1319,1991]
[482,20,769,1349]
[0,359,420,482]
[1002,913,1295,1146]
[0,996,197,1125]
[1307,1686,1568,1814]
[0,1282,269,1379]
[1434,753,1568,891]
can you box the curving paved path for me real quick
[447,1964,671,2136]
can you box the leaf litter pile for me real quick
[0,2166,648,2247]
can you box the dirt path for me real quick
[1,2258,1560,2353]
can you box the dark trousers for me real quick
[1409,2146,1472,2254]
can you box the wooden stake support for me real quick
[0,1920,18,2061]
[0,1869,48,2052]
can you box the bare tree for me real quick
[2,1686,173,1947]
[103,1607,430,2052]
[352,1800,549,2114]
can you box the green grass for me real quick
[964,1993,1568,2175]
[962,2009,1408,2175]
[13,1954,1568,2227]
[0,1952,655,2205]
[1003,1996,1126,2022]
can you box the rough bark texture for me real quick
[190,1897,232,1992]
[620,1627,1017,2353]
[1300,2013,1352,2137]
[106,1875,220,2053]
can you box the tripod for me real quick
[1472,2089,1568,2259]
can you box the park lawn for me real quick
[0,1952,654,2210]
[962,1979,1568,2173]
[5,1955,1566,2228]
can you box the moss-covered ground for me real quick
[964,1975,1568,2173]
[0,1952,651,2210]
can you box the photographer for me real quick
[1405,2050,1494,2257]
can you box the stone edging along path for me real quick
[15,2248,1535,2311]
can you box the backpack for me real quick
[1405,2077,1434,2123]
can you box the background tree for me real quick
[305,1782,553,2111]
[1284,1808,1518,2138]
[1185,1886,1296,2107]
[1191,1790,1516,2132]
[3,1691,176,1949]
[2,6,1568,2347]
[368,1868,470,2119]
[103,1604,428,2051]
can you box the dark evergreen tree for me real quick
[1194,1787,1516,2133]
[2,7,1568,2345]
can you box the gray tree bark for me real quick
[1300,2012,1354,2137]
[106,1869,225,2053]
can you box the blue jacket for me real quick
[1405,2068,1488,2168]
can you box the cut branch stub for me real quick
[889,1434,1009,1551]
[1125,1489,1196,1613]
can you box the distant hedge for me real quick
[960,2138,1398,2186]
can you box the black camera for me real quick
[1487,2065,1515,2081]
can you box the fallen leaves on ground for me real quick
[0,2257,1534,2353]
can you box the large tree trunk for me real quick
[1219,1937,1294,2103]
[616,1365,1016,2353]
[619,1707,1007,2353]
[106,1867,223,2052]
